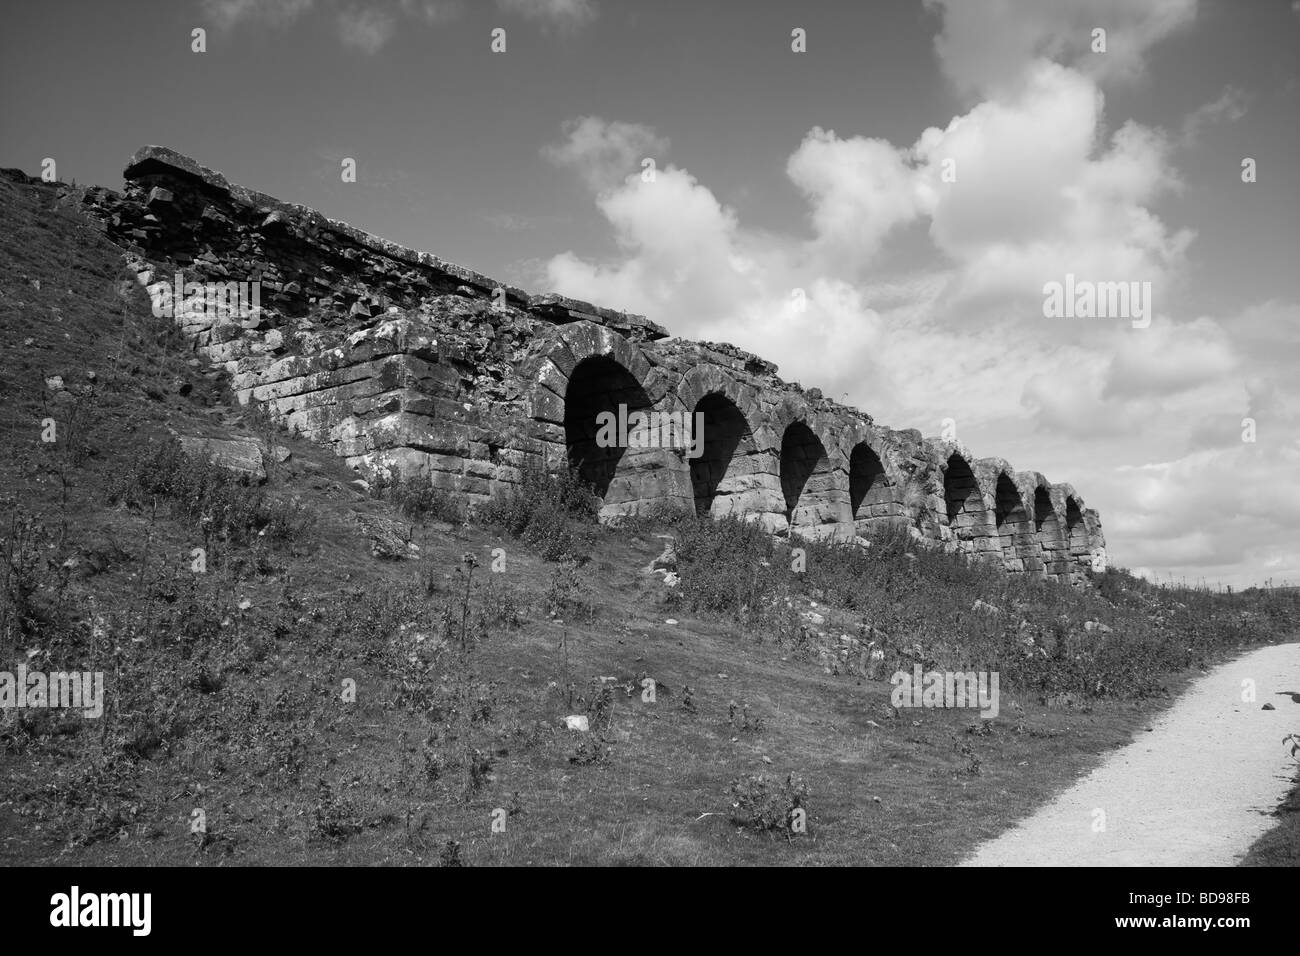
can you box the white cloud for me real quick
[786,127,928,269]
[925,0,1198,98]
[201,0,460,51]
[1179,86,1249,146]
[541,116,669,194]
[338,7,396,54]
[201,0,314,30]
[497,0,596,28]
[534,3,1292,587]
[1102,316,1238,400]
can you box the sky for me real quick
[2,0,1298,587]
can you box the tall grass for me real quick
[109,438,314,549]
[475,464,599,562]
[661,515,1300,701]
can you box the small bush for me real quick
[476,464,599,562]
[109,438,313,549]
[371,465,461,523]
[728,772,809,834]
[568,739,610,766]
[672,515,785,622]
[476,575,523,629]
[311,778,364,844]
[1,506,47,644]
[544,559,587,618]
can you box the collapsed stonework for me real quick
[75,146,1106,582]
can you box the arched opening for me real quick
[1033,487,1053,531]
[994,473,1034,572]
[849,443,887,519]
[780,422,832,529]
[1033,486,1063,578]
[563,355,654,501]
[943,454,986,551]
[1065,496,1088,566]
[690,392,752,517]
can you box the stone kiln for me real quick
[77,146,1107,581]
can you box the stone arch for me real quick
[1065,496,1089,568]
[523,322,657,451]
[993,473,1034,573]
[1033,484,1067,579]
[522,322,693,518]
[563,354,655,501]
[780,421,834,532]
[849,441,896,532]
[676,366,778,523]
[689,391,756,517]
[943,454,989,553]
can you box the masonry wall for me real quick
[77,146,1107,583]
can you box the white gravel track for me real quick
[962,642,1300,866]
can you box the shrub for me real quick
[671,515,785,622]
[476,464,599,562]
[109,438,313,549]
[568,739,610,766]
[371,465,461,523]
[0,506,46,645]
[311,778,364,844]
[544,559,587,618]
[728,772,809,834]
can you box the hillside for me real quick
[1,168,1297,866]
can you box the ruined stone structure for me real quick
[76,146,1106,582]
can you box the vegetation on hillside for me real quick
[2,169,1296,866]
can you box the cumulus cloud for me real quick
[925,0,1198,98]
[786,127,928,269]
[534,1,1294,586]
[1102,317,1238,400]
[546,164,754,321]
[1101,436,1300,585]
[541,116,669,194]
[542,65,1192,410]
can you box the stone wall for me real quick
[76,146,1107,583]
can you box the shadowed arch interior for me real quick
[944,454,980,525]
[1034,486,1066,576]
[994,473,1033,568]
[1033,487,1053,530]
[994,474,1025,528]
[690,392,752,517]
[780,421,831,526]
[849,442,888,519]
[1065,496,1088,560]
[563,355,654,500]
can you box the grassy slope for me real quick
[0,171,1295,866]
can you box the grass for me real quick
[1,168,1297,867]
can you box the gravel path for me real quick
[962,642,1300,867]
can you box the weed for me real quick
[311,778,363,845]
[371,464,461,523]
[728,772,809,835]
[476,464,598,562]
